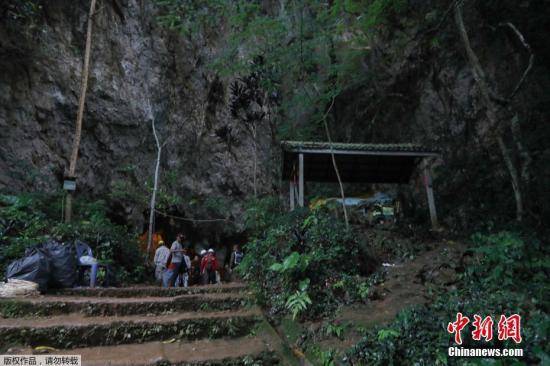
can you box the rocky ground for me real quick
[0,283,287,365]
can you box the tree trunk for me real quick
[65,0,97,223]
[497,136,523,221]
[146,114,162,260]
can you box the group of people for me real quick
[153,233,243,288]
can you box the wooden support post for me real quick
[290,180,295,211]
[424,165,439,229]
[298,153,304,207]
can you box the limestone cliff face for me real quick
[1,0,548,235]
[0,1,272,236]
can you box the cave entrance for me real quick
[140,208,247,268]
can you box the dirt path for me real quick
[301,239,466,355]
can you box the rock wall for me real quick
[0,0,273,236]
[330,0,550,231]
[1,0,548,235]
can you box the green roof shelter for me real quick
[281,141,441,228]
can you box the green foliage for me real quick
[238,203,374,319]
[242,196,283,236]
[325,321,347,340]
[344,231,550,365]
[110,175,182,212]
[315,348,337,366]
[377,328,400,341]
[0,193,147,283]
[361,0,407,29]
[203,196,231,218]
[3,0,43,24]
[269,252,309,273]
[470,231,531,287]
[155,0,227,39]
[357,281,370,301]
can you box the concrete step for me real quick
[0,309,262,350]
[50,283,247,298]
[0,293,249,317]
[12,337,279,366]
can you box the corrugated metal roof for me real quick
[281,141,438,154]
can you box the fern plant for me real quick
[325,321,346,339]
[285,279,312,320]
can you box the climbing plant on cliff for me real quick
[2,0,43,26]
[155,0,408,141]
[229,63,278,196]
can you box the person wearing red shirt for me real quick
[200,249,219,285]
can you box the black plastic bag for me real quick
[6,248,51,290]
[42,241,77,288]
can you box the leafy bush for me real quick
[0,193,147,284]
[344,231,550,365]
[238,199,376,319]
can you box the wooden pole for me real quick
[423,164,439,229]
[298,153,304,207]
[322,97,349,229]
[290,180,295,211]
[65,0,97,223]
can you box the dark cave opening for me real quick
[141,208,248,268]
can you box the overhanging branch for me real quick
[498,22,535,101]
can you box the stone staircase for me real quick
[0,283,283,365]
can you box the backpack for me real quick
[205,256,214,271]
[233,251,243,266]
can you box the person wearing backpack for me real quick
[176,247,192,287]
[164,233,186,287]
[229,244,244,282]
[200,249,218,285]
